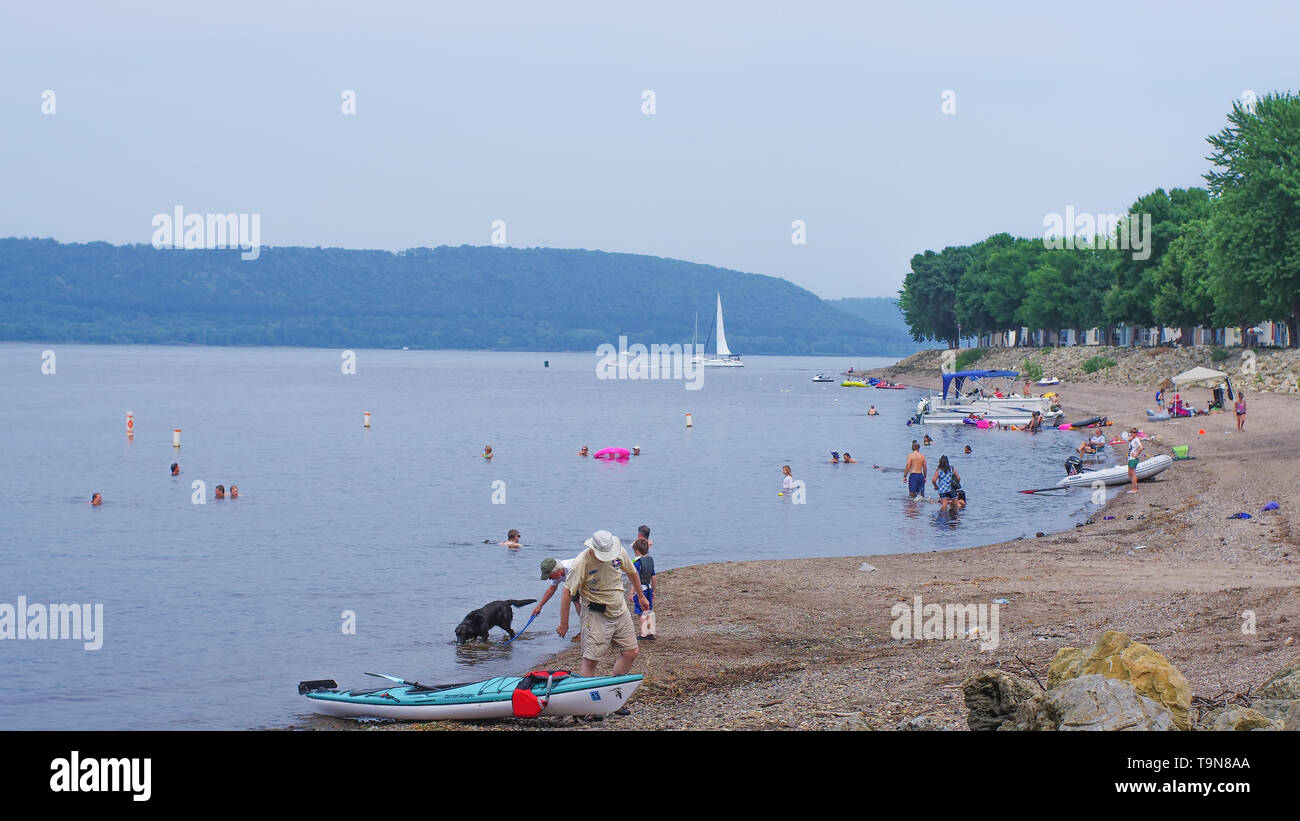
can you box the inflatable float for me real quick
[841,380,869,387]
[592,447,630,461]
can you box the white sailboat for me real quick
[693,293,744,367]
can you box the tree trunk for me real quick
[1181,326,1194,347]
[1290,300,1299,349]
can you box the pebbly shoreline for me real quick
[387,370,1298,731]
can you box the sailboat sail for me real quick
[714,293,731,357]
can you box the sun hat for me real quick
[539,557,559,579]
[583,530,622,561]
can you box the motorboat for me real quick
[813,374,835,382]
[912,369,1063,426]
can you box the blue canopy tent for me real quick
[941,370,1021,401]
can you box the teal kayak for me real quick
[300,671,643,720]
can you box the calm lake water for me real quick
[0,344,1103,729]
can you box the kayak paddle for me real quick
[1018,486,1070,494]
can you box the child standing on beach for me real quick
[1235,394,1247,432]
[630,537,657,640]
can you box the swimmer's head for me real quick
[230,485,239,498]
[578,446,588,455]
[638,525,650,539]
[782,464,792,476]
[632,446,640,455]
[830,452,839,460]
[508,529,520,541]
[911,441,920,451]
[964,446,972,454]
[170,462,179,475]
[91,493,102,505]
[842,452,851,460]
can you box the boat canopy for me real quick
[941,369,1021,400]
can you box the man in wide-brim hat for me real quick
[557,530,650,676]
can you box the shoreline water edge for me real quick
[373,354,1299,732]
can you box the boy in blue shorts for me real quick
[630,537,657,640]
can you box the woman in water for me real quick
[782,465,794,494]
[931,455,960,514]
[577,446,588,456]
[922,435,933,445]
[483,445,494,460]
[229,485,239,498]
[828,452,840,463]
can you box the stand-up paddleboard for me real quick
[299,671,643,721]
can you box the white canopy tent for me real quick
[1171,366,1228,385]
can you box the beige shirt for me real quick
[564,547,635,617]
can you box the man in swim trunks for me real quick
[1126,429,1145,494]
[498,529,522,548]
[904,441,927,499]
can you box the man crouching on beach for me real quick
[557,530,650,677]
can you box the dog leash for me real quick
[498,612,539,646]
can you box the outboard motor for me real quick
[1064,454,1083,476]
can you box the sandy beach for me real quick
[396,374,1298,731]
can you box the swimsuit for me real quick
[907,472,926,496]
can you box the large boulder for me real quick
[963,671,1038,731]
[1284,700,1300,731]
[1001,674,1178,731]
[1048,631,1192,730]
[1250,656,1300,722]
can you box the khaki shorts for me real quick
[580,606,638,660]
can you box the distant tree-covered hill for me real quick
[0,238,917,355]
[824,297,920,352]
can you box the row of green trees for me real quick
[899,93,1300,349]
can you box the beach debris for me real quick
[992,597,1010,604]
[1286,637,1296,647]
[1227,512,1253,519]
[1049,630,1193,730]
[858,562,877,572]
[1134,545,1147,550]
[962,671,1037,731]
[1035,531,1046,538]
[1261,501,1281,511]
[1104,515,1116,520]
[1000,674,1177,731]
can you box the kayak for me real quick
[873,383,907,389]
[300,672,643,721]
[1056,454,1173,488]
[1068,415,1107,428]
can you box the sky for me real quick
[1,1,1296,298]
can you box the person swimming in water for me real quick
[868,405,879,416]
[483,445,493,460]
[578,446,589,456]
[170,462,180,476]
[90,492,102,506]
[782,464,795,494]
[631,446,641,456]
[498,529,522,549]
[829,452,840,463]
[963,445,972,454]
[229,484,239,498]
[842,452,858,463]
[215,485,226,500]
[922,434,933,445]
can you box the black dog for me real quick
[455,599,537,644]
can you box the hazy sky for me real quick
[1,1,1295,298]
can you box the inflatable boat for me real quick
[1056,454,1174,488]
